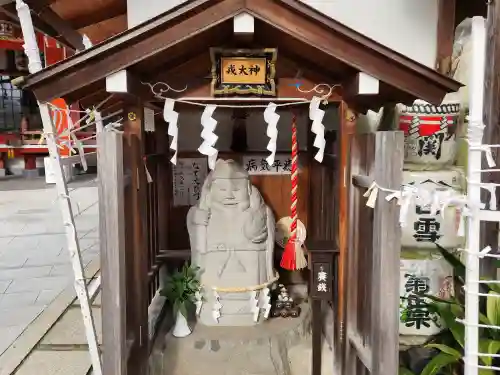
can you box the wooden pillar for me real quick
[480,0,500,278]
[308,242,337,375]
[370,132,403,375]
[0,152,5,170]
[435,0,456,74]
[123,102,149,373]
[24,154,36,170]
[23,154,39,178]
[155,119,170,252]
[336,102,356,370]
[98,130,127,375]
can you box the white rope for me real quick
[459,246,499,259]
[64,110,122,136]
[457,319,500,331]
[47,102,89,113]
[463,291,500,298]
[175,98,311,108]
[142,81,338,108]
[463,361,500,371]
[470,353,500,358]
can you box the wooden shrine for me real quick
[15,0,461,374]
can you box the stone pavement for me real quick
[0,175,99,357]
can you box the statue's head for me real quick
[199,159,259,211]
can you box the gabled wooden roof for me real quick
[16,0,461,107]
[1,0,126,50]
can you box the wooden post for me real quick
[344,134,363,375]
[307,241,337,375]
[123,103,149,373]
[480,2,500,278]
[155,119,169,253]
[98,130,127,375]
[435,0,456,74]
[370,131,403,375]
[336,101,356,369]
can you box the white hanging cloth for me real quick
[198,105,219,170]
[163,98,179,164]
[263,102,279,165]
[309,96,326,163]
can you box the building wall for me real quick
[126,0,439,67]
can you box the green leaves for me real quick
[434,243,465,281]
[478,339,500,367]
[486,291,500,327]
[420,352,460,375]
[409,244,500,375]
[432,302,464,348]
[399,367,416,375]
[160,262,201,318]
[425,344,461,358]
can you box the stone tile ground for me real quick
[0,175,99,356]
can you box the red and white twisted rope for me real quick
[280,114,307,270]
[290,116,299,243]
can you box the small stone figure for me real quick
[187,159,276,326]
[271,284,301,318]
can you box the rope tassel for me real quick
[281,114,307,271]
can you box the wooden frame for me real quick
[210,47,277,96]
[343,132,403,375]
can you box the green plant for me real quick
[405,244,500,375]
[160,263,201,318]
[399,367,417,375]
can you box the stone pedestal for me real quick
[150,304,311,375]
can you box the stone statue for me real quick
[187,159,275,326]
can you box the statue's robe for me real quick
[187,197,275,326]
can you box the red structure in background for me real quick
[0,22,94,176]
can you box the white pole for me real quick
[15,1,102,374]
[15,0,42,74]
[465,16,487,375]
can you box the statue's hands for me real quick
[245,207,267,243]
[192,208,210,226]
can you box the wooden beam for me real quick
[351,174,373,189]
[67,2,127,30]
[343,72,380,99]
[106,70,130,94]
[480,1,500,278]
[28,3,85,51]
[436,0,456,74]
[233,11,253,42]
[0,3,63,45]
[106,69,166,108]
[19,0,461,106]
[256,0,461,103]
[25,0,246,101]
